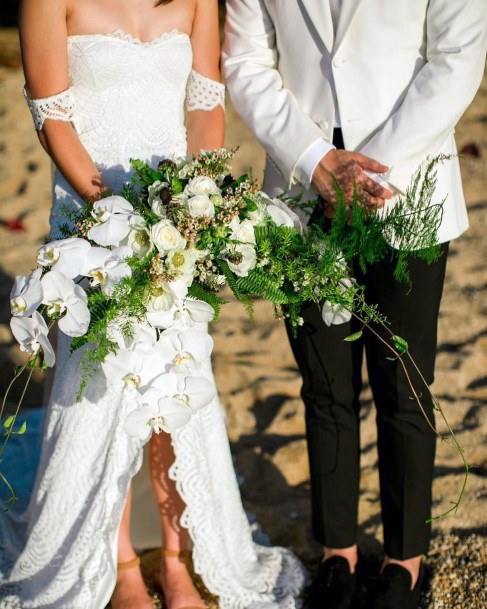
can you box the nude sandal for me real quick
[160,548,207,609]
[117,555,141,571]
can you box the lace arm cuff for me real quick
[23,86,75,131]
[186,71,225,113]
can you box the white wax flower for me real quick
[230,218,256,244]
[10,268,43,317]
[185,176,221,197]
[83,246,132,296]
[322,278,354,326]
[37,238,91,279]
[154,327,214,373]
[225,244,257,277]
[41,270,90,337]
[87,196,134,247]
[10,311,55,367]
[151,220,186,255]
[187,195,216,218]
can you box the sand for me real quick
[0,27,485,609]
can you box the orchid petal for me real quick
[182,376,216,410]
[124,404,158,441]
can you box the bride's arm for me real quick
[19,0,106,199]
[186,0,225,155]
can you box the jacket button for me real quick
[319,120,329,130]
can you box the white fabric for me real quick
[186,70,225,112]
[23,86,75,131]
[223,0,487,245]
[0,29,307,609]
[294,138,335,189]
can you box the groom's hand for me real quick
[312,149,394,210]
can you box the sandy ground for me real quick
[0,27,486,609]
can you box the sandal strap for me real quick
[161,548,192,559]
[117,556,141,570]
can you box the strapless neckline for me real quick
[67,28,190,47]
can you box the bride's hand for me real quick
[312,149,394,210]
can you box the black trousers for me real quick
[286,130,449,559]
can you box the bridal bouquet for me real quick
[3,149,467,513]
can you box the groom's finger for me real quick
[361,173,393,199]
[353,152,389,174]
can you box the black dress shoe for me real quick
[370,564,423,609]
[309,556,356,609]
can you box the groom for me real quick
[223,1,487,608]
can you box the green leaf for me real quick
[344,330,363,342]
[3,415,15,429]
[392,335,409,354]
[16,422,27,435]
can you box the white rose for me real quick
[248,202,267,225]
[185,176,221,197]
[230,218,256,244]
[225,244,257,278]
[151,220,186,255]
[187,195,215,218]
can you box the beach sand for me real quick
[0,27,485,608]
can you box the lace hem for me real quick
[23,86,75,131]
[169,400,308,609]
[186,71,225,113]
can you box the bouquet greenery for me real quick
[1,150,468,516]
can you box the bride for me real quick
[0,0,307,608]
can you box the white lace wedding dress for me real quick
[0,30,307,609]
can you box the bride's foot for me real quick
[160,549,206,609]
[111,556,154,609]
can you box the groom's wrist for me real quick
[294,138,336,189]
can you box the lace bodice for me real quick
[65,30,191,168]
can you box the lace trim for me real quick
[186,71,225,113]
[23,86,75,131]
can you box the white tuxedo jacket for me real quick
[223,0,487,244]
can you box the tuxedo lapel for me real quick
[299,0,334,53]
[334,0,363,52]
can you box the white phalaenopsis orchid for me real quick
[267,199,304,234]
[102,348,165,393]
[37,238,91,279]
[124,396,191,441]
[108,320,157,352]
[120,215,153,258]
[322,278,354,326]
[10,268,43,317]
[225,244,257,277]
[41,270,90,337]
[87,196,134,247]
[83,246,132,296]
[10,311,55,367]
[154,327,214,373]
[147,297,215,329]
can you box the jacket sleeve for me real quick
[359,0,487,194]
[222,0,327,187]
